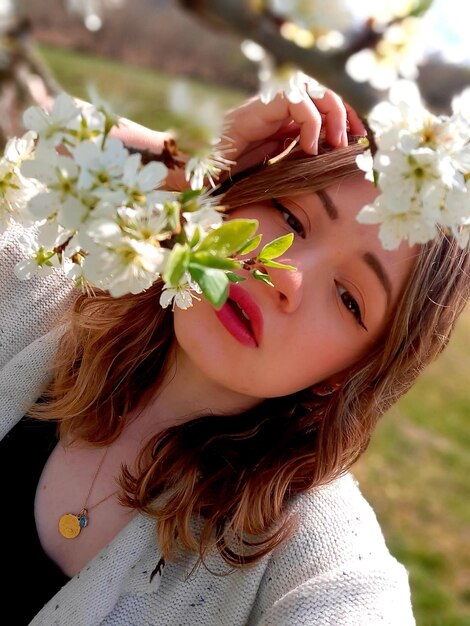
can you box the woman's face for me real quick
[173,174,417,400]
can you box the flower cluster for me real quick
[0,130,42,233]
[356,82,470,249]
[346,17,426,90]
[166,81,235,189]
[262,0,428,87]
[241,40,326,104]
[0,93,294,309]
[266,0,424,40]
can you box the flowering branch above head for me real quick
[355,81,470,250]
[0,92,296,310]
[241,55,470,253]
[253,0,431,90]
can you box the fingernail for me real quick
[311,139,318,155]
[341,130,348,146]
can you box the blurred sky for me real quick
[423,0,470,64]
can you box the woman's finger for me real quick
[287,96,323,154]
[344,102,367,136]
[310,90,348,148]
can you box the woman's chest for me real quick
[35,440,138,577]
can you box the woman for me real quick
[1,89,468,625]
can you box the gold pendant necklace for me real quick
[58,444,117,539]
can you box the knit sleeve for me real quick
[253,560,416,626]
[248,475,416,626]
[0,222,75,370]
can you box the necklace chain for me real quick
[58,432,120,540]
[81,445,116,513]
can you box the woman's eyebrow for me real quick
[363,252,392,306]
[316,190,338,220]
[317,190,392,306]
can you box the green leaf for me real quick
[262,259,297,271]
[189,227,200,249]
[189,263,229,309]
[410,0,433,17]
[252,269,274,287]
[180,188,202,207]
[197,219,258,256]
[163,243,190,286]
[226,272,246,283]
[258,233,293,260]
[237,234,262,255]
[165,200,181,233]
[191,251,240,270]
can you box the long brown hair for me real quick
[28,142,470,567]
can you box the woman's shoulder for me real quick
[283,472,400,569]
[250,473,415,625]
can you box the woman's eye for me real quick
[271,199,306,238]
[337,284,368,331]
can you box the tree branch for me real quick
[0,7,62,147]
[178,0,384,114]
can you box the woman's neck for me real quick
[127,343,262,437]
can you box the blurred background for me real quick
[1,1,469,624]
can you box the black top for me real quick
[0,408,71,625]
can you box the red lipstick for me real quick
[214,283,264,348]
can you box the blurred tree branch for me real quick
[178,0,470,115]
[0,1,61,147]
[177,0,384,114]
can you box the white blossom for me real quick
[4,130,37,164]
[160,273,202,310]
[451,217,470,249]
[267,0,365,38]
[0,162,39,231]
[73,136,128,191]
[286,71,326,103]
[444,184,470,227]
[21,145,79,188]
[21,145,84,226]
[254,50,326,105]
[23,94,82,148]
[122,154,168,200]
[355,150,374,182]
[346,18,426,90]
[82,237,169,297]
[185,153,233,190]
[36,220,75,251]
[267,0,422,46]
[116,204,170,242]
[167,80,225,144]
[0,131,42,230]
[13,228,60,281]
[357,82,470,249]
[182,201,223,240]
[357,191,439,250]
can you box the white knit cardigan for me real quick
[0,223,416,626]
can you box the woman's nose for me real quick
[261,258,304,313]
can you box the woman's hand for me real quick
[110,118,189,192]
[219,89,366,176]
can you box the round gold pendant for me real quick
[58,513,81,539]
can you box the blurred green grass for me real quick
[39,43,470,626]
[354,313,470,626]
[38,44,245,133]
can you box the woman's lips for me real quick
[214,283,264,348]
